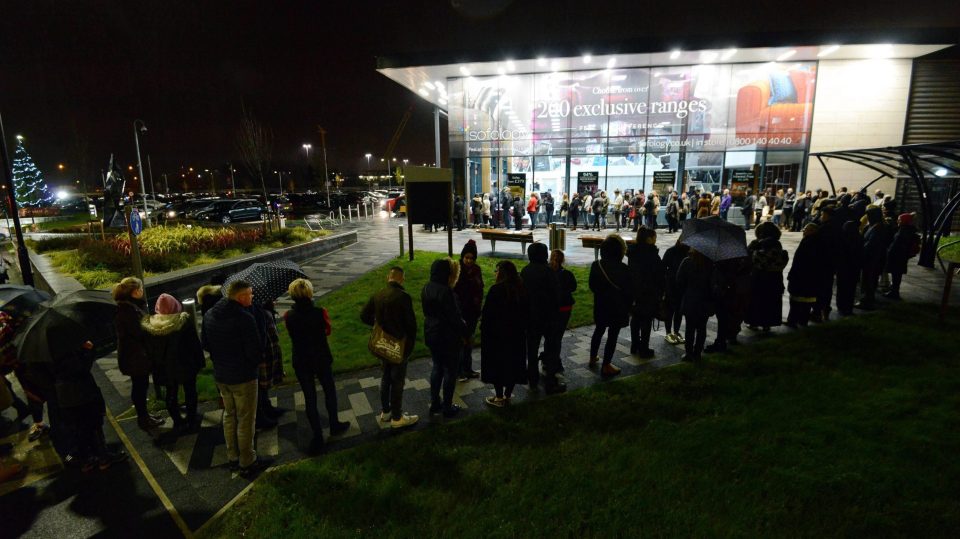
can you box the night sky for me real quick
[1,0,957,192]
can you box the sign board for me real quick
[507,173,526,198]
[404,166,453,225]
[652,170,676,193]
[729,170,754,198]
[730,170,754,183]
[577,171,599,194]
[88,204,97,218]
[129,209,143,235]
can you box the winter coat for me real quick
[662,244,690,303]
[589,243,631,328]
[556,267,577,310]
[256,307,284,388]
[196,284,222,316]
[677,256,714,319]
[284,298,333,372]
[361,281,417,359]
[142,312,204,385]
[54,347,104,411]
[480,282,527,387]
[421,259,468,351]
[453,262,484,323]
[745,238,788,327]
[115,299,151,377]
[788,235,821,299]
[862,223,889,273]
[202,298,262,385]
[520,258,559,332]
[626,242,665,317]
[885,224,919,275]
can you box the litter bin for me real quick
[548,224,566,251]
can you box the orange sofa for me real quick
[735,70,816,146]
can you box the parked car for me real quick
[182,198,223,219]
[194,199,266,223]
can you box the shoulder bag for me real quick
[369,322,406,364]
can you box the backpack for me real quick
[592,198,603,212]
[907,233,921,258]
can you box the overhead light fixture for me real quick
[423,81,435,90]
[439,98,448,106]
[670,49,681,60]
[497,67,506,75]
[459,66,470,76]
[935,168,948,177]
[434,80,444,88]
[776,49,797,62]
[537,57,547,67]
[722,48,738,61]
[506,60,516,71]
[873,43,894,58]
[606,58,616,68]
[550,59,560,72]
[582,54,592,64]
[817,44,840,57]
[418,89,429,97]
[701,51,719,63]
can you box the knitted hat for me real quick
[155,293,182,315]
[898,213,914,226]
[460,239,478,260]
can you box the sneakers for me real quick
[28,423,50,442]
[601,363,621,377]
[675,334,686,344]
[664,333,679,345]
[390,413,419,429]
[456,376,469,383]
[485,396,507,408]
[98,451,128,471]
[378,411,392,423]
[137,415,164,431]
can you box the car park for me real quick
[194,199,266,223]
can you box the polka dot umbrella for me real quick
[223,259,309,304]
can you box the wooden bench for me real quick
[479,228,534,254]
[580,234,637,260]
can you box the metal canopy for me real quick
[810,141,960,268]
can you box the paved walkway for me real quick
[2,216,956,537]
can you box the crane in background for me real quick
[383,105,413,190]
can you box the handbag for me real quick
[368,322,406,364]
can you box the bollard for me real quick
[338,207,343,223]
[349,205,353,222]
[398,224,405,257]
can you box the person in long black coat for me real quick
[745,222,789,331]
[142,294,205,434]
[676,249,714,361]
[589,236,632,376]
[627,227,664,358]
[520,243,563,392]
[883,213,919,300]
[786,224,821,327]
[422,258,469,417]
[661,240,690,346]
[283,279,350,453]
[113,277,163,431]
[480,261,527,407]
[550,249,577,376]
[836,221,864,315]
[857,207,888,310]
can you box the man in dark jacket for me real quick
[520,243,565,393]
[202,280,269,475]
[741,189,755,230]
[856,207,888,310]
[421,258,469,417]
[361,267,419,428]
[513,196,524,231]
[453,195,465,231]
[883,213,919,300]
[627,227,664,358]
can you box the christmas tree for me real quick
[11,138,54,207]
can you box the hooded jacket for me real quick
[142,312,204,384]
[202,298,261,385]
[421,259,468,350]
[284,298,333,371]
[626,241,665,317]
[519,243,559,330]
[589,237,632,327]
[115,298,151,377]
[196,284,222,316]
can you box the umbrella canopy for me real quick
[679,216,749,261]
[224,259,308,304]
[0,285,52,321]
[14,289,118,364]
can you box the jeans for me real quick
[684,315,708,356]
[549,310,572,374]
[613,211,621,231]
[629,314,653,352]
[217,380,258,467]
[380,358,408,420]
[166,377,198,425]
[460,318,479,375]
[429,345,459,410]
[529,211,537,230]
[590,324,623,365]
[131,375,150,418]
[720,209,729,221]
[664,298,683,335]
[593,212,602,230]
[295,364,340,438]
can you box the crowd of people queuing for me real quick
[0,184,919,483]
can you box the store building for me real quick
[378,43,954,202]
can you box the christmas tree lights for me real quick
[11,138,54,207]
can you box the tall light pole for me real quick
[147,154,156,202]
[133,119,150,226]
[318,127,330,208]
[275,170,283,196]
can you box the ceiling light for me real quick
[439,98,448,105]
[435,80,444,88]
[606,58,616,68]
[611,74,627,81]
[817,44,840,57]
[722,48,737,60]
[583,54,592,64]
[670,49,681,60]
[507,60,516,71]
[872,44,894,58]
[935,168,948,177]
[776,49,797,62]
[459,66,470,76]
[497,67,506,75]
[418,89,429,97]
[423,81,435,90]
[537,57,547,67]
[701,51,719,63]
[550,59,560,72]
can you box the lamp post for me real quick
[318,127,331,208]
[133,119,150,226]
[275,170,283,196]
[365,153,372,175]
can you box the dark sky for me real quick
[1,0,957,192]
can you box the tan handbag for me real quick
[368,323,406,364]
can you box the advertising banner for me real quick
[577,171,599,194]
[507,173,526,198]
[652,170,676,194]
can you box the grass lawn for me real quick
[200,303,960,538]
[194,250,593,401]
[938,236,960,263]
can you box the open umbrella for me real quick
[14,289,118,363]
[679,216,749,261]
[224,259,308,304]
[0,285,52,321]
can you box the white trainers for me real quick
[378,411,391,423]
[390,413,419,429]
[676,333,686,344]
[665,333,678,345]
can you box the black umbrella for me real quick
[224,259,308,304]
[0,285,52,321]
[679,216,749,261]
[14,289,118,363]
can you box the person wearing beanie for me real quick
[113,277,164,431]
[520,242,565,393]
[883,213,920,300]
[142,293,205,433]
[454,240,484,381]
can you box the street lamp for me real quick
[133,119,150,226]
